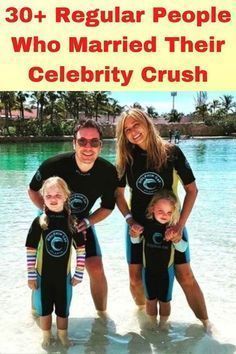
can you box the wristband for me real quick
[124,213,132,221]
[83,218,90,228]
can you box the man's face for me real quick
[73,128,102,168]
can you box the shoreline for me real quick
[0,135,235,143]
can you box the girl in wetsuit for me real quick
[26,177,85,348]
[130,189,187,329]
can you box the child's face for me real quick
[152,199,174,224]
[43,184,67,212]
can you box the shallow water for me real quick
[0,139,236,354]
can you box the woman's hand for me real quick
[165,223,183,243]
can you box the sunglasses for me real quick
[76,138,102,148]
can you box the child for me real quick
[25,177,86,348]
[130,189,187,329]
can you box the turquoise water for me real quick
[0,139,236,354]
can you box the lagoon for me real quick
[0,139,235,354]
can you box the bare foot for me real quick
[201,319,216,336]
[57,330,73,348]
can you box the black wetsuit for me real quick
[29,152,118,257]
[25,210,85,317]
[142,220,175,302]
[119,145,195,264]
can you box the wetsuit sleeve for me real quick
[73,231,85,247]
[118,172,127,188]
[25,217,41,281]
[25,217,42,248]
[173,146,195,185]
[100,166,119,210]
[73,245,86,282]
[26,248,37,280]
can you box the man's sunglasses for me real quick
[76,138,102,148]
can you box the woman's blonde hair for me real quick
[116,108,171,178]
[146,189,180,225]
[39,176,75,232]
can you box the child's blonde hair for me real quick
[146,189,180,225]
[39,176,75,232]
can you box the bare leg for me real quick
[40,315,52,348]
[129,264,145,308]
[145,299,158,329]
[146,299,158,317]
[86,256,108,312]
[159,301,171,330]
[175,263,209,322]
[57,316,71,347]
[159,301,171,317]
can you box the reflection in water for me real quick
[128,322,236,354]
[195,142,207,163]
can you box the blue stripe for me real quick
[125,224,132,264]
[66,273,72,316]
[182,227,190,262]
[166,264,175,301]
[142,267,148,298]
[91,225,102,257]
[32,273,42,316]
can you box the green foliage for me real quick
[43,121,64,136]
[204,114,236,134]
[168,109,183,122]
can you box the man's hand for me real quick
[28,279,37,290]
[71,277,81,286]
[128,219,144,237]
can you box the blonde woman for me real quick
[116,108,211,332]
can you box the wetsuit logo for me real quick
[152,232,163,245]
[45,230,69,257]
[136,172,164,195]
[35,170,42,182]
[69,193,89,213]
[185,159,191,169]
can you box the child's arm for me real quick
[26,247,38,289]
[71,245,86,286]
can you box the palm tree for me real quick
[168,109,183,122]
[0,91,16,135]
[194,103,209,121]
[15,91,31,119]
[209,99,220,115]
[146,106,158,118]
[45,91,60,124]
[91,91,110,121]
[220,95,234,114]
[132,102,143,110]
[107,98,123,122]
[30,91,41,119]
[63,91,87,121]
[194,91,208,108]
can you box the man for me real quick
[28,119,118,314]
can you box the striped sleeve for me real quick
[26,247,37,280]
[73,245,86,282]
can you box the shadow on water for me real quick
[40,315,236,354]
